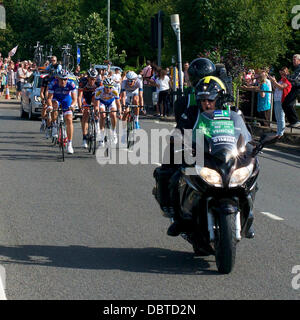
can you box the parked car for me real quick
[93,64,123,73]
[20,72,43,119]
[20,72,82,120]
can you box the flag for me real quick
[8,45,18,57]
[77,47,81,65]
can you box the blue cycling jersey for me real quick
[48,78,76,100]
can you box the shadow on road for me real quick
[0,245,219,275]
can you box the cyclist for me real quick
[120,71,144,142]
[47,70,77,154]
[40,73,50,135]
[78,68,101,148]
[94,78,121,147]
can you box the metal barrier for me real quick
[236,87,299,133]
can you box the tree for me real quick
[73,12,126,69]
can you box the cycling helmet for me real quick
[195,76,227,103]
[87,68,98,78]
[57,69,69,80]
[188,58,217,87]
[126,71,138,81]
[103,78,114,87]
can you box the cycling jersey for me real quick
[48,78,76,112]
[95,86,119,106]
[78,77,101,105]
[121,79,143,93]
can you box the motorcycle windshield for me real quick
[193,110,252,162]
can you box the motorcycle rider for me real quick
[154,58,255,239]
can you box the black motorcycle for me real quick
[153,109,277,274]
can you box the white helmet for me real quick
[126,71,138,81]
[103,78,114,86]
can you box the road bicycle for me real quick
[51,105,68,161]
[61,44,74,72]
[84,104,98,155]
[99,106,118,158]
[122,104,145,150]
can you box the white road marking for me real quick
[0,265,7,300]
[154,120,176,126]
[261,212,284,221]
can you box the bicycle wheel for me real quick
[127,119,135,150]
[58,125,65,162]
[105,119,110,158]
[87,120,93,153]
[92,121,97,155]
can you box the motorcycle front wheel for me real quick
[214,213,237,274]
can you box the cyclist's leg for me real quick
[61,96,73,143]
[98,103,106,146]
[81,105,89,145]
[109,101,118,144]
[51,99,59,137]
[132,94,140,129]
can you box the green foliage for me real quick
[73,12,126,70]
[0,0,298,82]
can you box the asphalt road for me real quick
[0,101,299,300]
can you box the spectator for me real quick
[269,67,292,138]
[74,65,81,78]
[183,61,191,87]
[16,62,29,99]
[7,63,15,90]
[112,68,122,94]
[141,60,153,86]
[282,54,300,128]
[257,72,271,126]
[154,69,170,117]
[0,65,7,97]
[14,59,20,72]
[149,66,161,116]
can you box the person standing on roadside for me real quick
[257,72,271,126]
[16,62,29,99]
[269,67,292,138]
[282,54,300,128]
[154,69,171,117]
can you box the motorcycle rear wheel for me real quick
[214,214,237,274]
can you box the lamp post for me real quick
[107,0,110,61]
[0,4,6,30]
[170,14,183,96]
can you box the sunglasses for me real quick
[104,85,113,89]
[128,80,135,83]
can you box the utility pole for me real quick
[107,0,110,61]
[170,14,183,96]
[157,11,162,67]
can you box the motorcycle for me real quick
[153,109,277,274]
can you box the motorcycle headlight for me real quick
[229,163,254,187]
[195,166,223,188]
[34,96,42,102]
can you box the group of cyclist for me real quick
[39,56,144,154]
